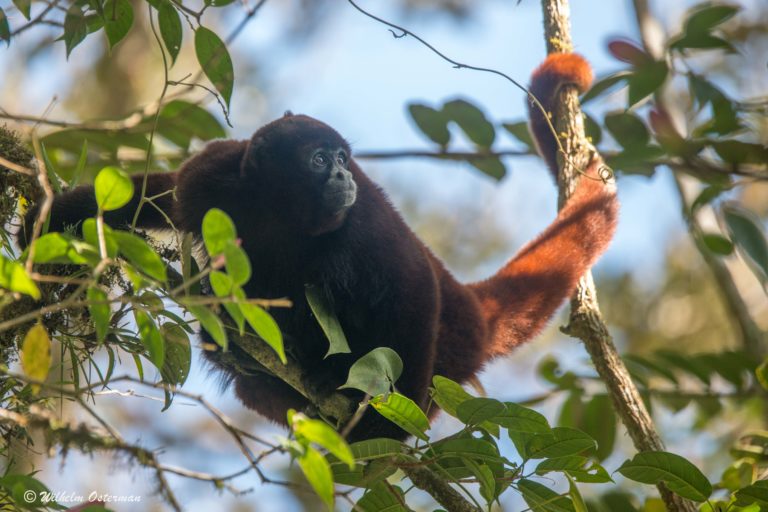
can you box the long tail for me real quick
[469,53,619,358]
[18,172,177,248]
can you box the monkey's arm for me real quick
[19,172,177,248]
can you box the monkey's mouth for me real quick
[324,181,358,213]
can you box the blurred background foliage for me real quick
[0,0,767,510]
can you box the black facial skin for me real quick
[311,146,358,216]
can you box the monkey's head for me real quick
[242,114,358,235]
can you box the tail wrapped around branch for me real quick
[470,53,618,358]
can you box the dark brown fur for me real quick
[19,55,617,440]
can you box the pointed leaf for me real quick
[297,446,334,510]
[239,301,285,363]
[617,451,712,502]
[112,231,167,282]
[158,0,182,64]
[195,26,234,107]
[442,98,495,148]
[21,323,51,392]
[103,0,133,50]
[87,287,110,343]
[305,284,351,357]
[340,347,403,396]
[408,104,450,146]
[370,392,429,441]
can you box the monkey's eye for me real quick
[336,152,347,166]
[313,153,329,167]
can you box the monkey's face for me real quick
[305,145,358,233]
[243,114,358,235]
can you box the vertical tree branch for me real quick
[539,1,697,511]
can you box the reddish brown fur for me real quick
[469,53,617,357]
[19,54,616,440]
[528,53,594,177]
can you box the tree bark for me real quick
[538,1,698,511]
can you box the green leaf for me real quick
[502,121,536,150]
[356,482,407,512]
[186,303,227,349]
[536,456,613,483]
[290,410,354,469]
[239,301,286,363]
[210,271,244,333]
[209,270,233,298]
[581,71,632,104]
[21,323,51,392]
[691,185,725,212]
[224,240,251,286]
[205,0,237,5]
[701,233,734,255]
[712,140,768,165]
[158,100,226,149]
[456,397,505,426]
[297,446,335,510]
[582,395,617,462]
[469,156,506,180]
[13,0,31,20]
[370,392,429,441]
[195,26,234,108]
[627,60,668,108]
[604,112,650,150]
[305,284,351,357]
[756,359,768,391]
[0,254,41,299]
[493,402,552,434]
[527,427,596,459]
[431,375,474,416]
[735,480,768,507]
[617,451,712,502]
[0,474,56,508]
[87,287,110,344]
[158,0,182,64]
[160,322,191,386]
[0,8,10,45]
[408,104,450,147]
[134,310,165,369]
[568,477,588,512]
[518,478,576,512]
[468,461,496,503]
[31,233,71,263]
[722,204,768,282]
[111,231,167,282]
[432,438,503,463]
[94,166,134,211]
[70,139,89,187]
[340,347,403,396]
[103,0,133,50]
[202,208,236,256]
[63,4,88,58]
[442,99,495,148]
[685,5,739,34]
[82,218,118,258]
[348,438,404,460]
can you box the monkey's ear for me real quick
[283,110,294,117]
[241,136,265,177]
